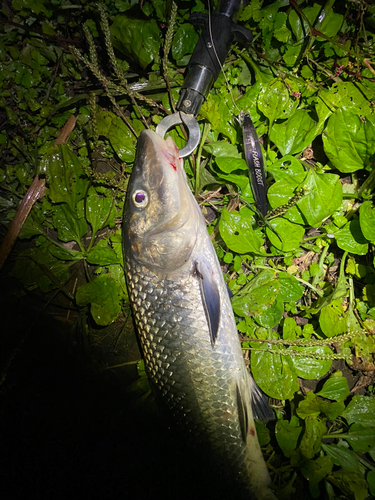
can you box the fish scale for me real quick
[127,261,261,492]
[123,130,277,500]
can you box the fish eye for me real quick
[132,189,148,208]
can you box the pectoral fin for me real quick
[248,373,275,423]
[195,259,221,347]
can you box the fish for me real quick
[122,129,277,500]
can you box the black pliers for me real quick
[156,0,268,215]
[156,0,252,157]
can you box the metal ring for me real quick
[155,111,201,158]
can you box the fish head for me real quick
[123,130,199,275]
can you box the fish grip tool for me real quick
[156,0,252,157]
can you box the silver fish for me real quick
[122,130,277,500]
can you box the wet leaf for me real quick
[276,419,303,458]
[256,294,284,328]
[257,78,296,123]
[316,374,350,402]
[359,201,375,242]
[76,275,121,326]
[290,346,333,380]
[299,416,326,459]
[171,24,199,66]
[335,219,368,255]
[300,455,333,498]
[270,109,320,156]
[251,345,299,400]
[321,444,361,472]
[278,272,304,302]
[96,109,137,163]
[86,240,120,266]
[297,392,344,420]
[219,208,263,254]
[40,144,88,210]
[86,187,117,236]
[319,299,347,338]
[266,217,305,252]
[51,203,87,244]
[330,470,368,500]
[323,110,375,173]
[111,15,161,69]
[342,396,375,427]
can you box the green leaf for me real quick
[203,141,240,157]
[300,455,333,498]
[318,10,343,39]
[299,416,326,459]
[290,346,333,380]
[367,471,375,496]
[316,374,350,401]
[111,15,161,69]
[96,109,137,163]
[10,243,71,293]
[266,218,305,252]
[323,110,375,173]
[51,203,87,244]
[232,270,279,317]
[171,24,199,66]
[329,470,369,500]
[86,187,117,236]
[335,219,369,256]
[215,157,248,173]
[251,345,299,400]
[321,444,361,472]
[267,172,307,211]
[282,43,300,66]
[40,144,88,210]
[256,295,284,328]
[296,170,343,226]
[278,272,304,302]
[76,275,121,326]
[267,155,306,182]
[319,299,347,338]
[342,396,375,427]
[359,201,375,242]
[297,392,344,420]
[257,78,296,123]
[289,4,321,41]
[86,240,120,266]
[275,419,303,458]
[219,208,263,254]
[255,422,271,447]
[342,424,375,453]
[270,109,320,156]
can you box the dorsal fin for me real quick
[195,259,221,347]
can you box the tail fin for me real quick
[248,373,275,423]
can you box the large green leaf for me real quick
[96,109,137,163]
[171,24,199,66]
[323,109,375,173]
[257,78,296,123]
[319,299,347,338]
[316,374,350,402]
[86,187,117,237]
[321,444,361,472]
[359,201,375,242]
[275,419,303,458]
[335,219,369,255]
[219,208,263,254]
[111,15,161,69]
[266,218,305,252]
[251,344,299,400]
[299,416,326,459]
[342,396,375,427]
[290,346,332,380]
[40,144,88,210]
[51,203,87,244]
[270,109,320,156]
[76,275,121,326]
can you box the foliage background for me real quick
[1,0,375,499]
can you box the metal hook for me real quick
[155,111,201,158]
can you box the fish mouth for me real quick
[138,129,181,174]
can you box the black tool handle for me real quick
[176,0,252,117]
